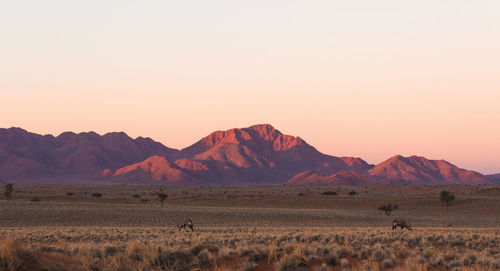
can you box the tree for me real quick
[440,190,455,206]
[92,192,103,198]
[4,184,14,201]
[378,204,398,216]
[158,193,168,207]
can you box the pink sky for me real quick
[1,1,499,173]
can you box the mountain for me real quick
[109,124,371,184]
[171,124,371,184]
[0,126,495,185]
[106,156,205,185]
[0,127,178,181]
[286,170,376,185]
[368,155,488,184]
[488,174,500,184]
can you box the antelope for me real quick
[178,218,194,232]
[392,219,412,230]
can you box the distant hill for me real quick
[0,127,178,181]
[0,125,494,185]
[488,174,500,184]
[367,155,487,184]
[286,170,376,185]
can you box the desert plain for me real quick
[1,184,499,271]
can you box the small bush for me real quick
[104,246,118,257]
[382,260,392,269]
[156,249,192,271]
[278,255,307,271]
[348,190,357,196]
[132,194,141,198]
[297,193,306,197]
[197,249,214,268]
[326,254,338,266]
[440,190,455,206]
[66,192,74,196]
[30,196,41,202]
[92,193,102,198]
[340,258,349,268]
[321,191,338,196]
[4,184,14,201]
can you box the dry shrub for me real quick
[326,254,338,266]
[155,248,192,271]
[0,238,23,271]
[267,243,279,264]
[218,247,233,260]
[196,249,214,268]
[277,255,307,271]
[340,258,349,268]
[242,261,257,271]
[125,241,156,265]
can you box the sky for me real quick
[1,1,499,174]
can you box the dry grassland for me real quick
[1,184,499,270]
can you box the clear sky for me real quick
[1,1,499,174]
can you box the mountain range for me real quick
[0,125,494,185]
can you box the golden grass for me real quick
[1,226,499,270]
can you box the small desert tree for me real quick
[92,192,103,198]
[378,204,398,216]
[158,193,168,207]
[4,184,14,201]
[440,190,455,206]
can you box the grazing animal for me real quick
[392,219,412,230]
[178,218,194,232]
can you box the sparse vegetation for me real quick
[92,192,103,198]
[4,184,14,201]
[378,203,398,216]
[158,193,168,207]
[30,196,41,202]
[348,190,357,196]
[0,183,499,270]
[66,192,74,196]
[132,194,141,198]
[440,190,455,206]
[321,191,337,196]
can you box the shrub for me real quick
[66,192,74,196]
[440,190,455,206]
[0,238,23,271]
[348,190,357,196]
[132,194,141,198]
[321,191,338,196]
[297,193,305,197]
[278,255,307,271]
[378,204,398,216]
[340,258,349,268]
[325,254,338,266]
[104,246,118,257]
[382,260,392,269]
[197,249,214,268]
[30,196,41,202]
[158,193,168,207]
[92,193,102,198]
[156,249,192,271]
[4,184,14,201]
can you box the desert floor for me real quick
[1,184,499,270]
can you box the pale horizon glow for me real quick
[1,1,499,174]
